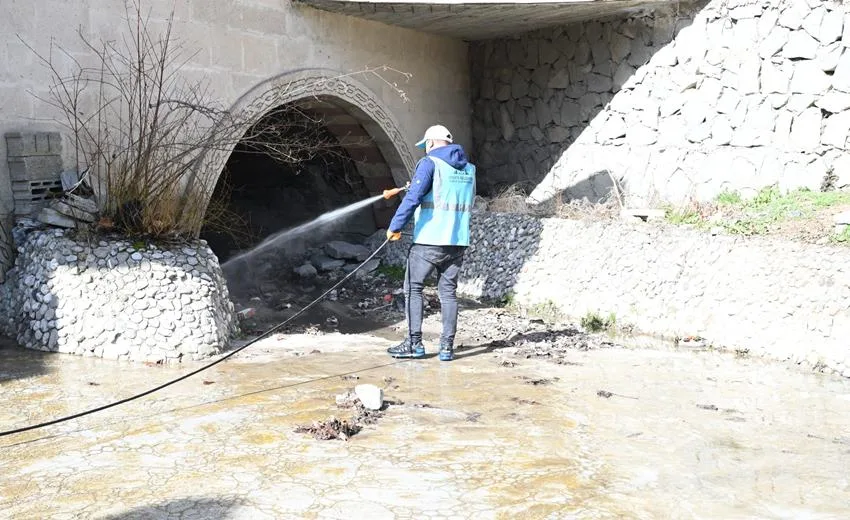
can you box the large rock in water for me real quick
[325,241,370,261]
[310,254,345,272]
[293,263,318,278]
[342,258,381,277]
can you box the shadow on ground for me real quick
[454,327,583,360]
[98,496,245,520]
[0,336,48,383]
[557,171,618,204]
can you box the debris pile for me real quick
[36,171,100,230]
[352,403,384,426]
[515,376,559,386]
[296,385,388,441]
[294,417,361,441]
[452,308,617,366]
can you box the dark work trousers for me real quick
[404,243,466,347]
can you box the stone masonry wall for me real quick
[0,226,238,363]
[384,212,850,379]
[470,0,850,204]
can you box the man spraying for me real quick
[385,125,476,362]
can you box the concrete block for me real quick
[8,156,63,182]
[65,193,98,214]
[37,207,76,229]
[51,200,96,223]
[5,132,62,157]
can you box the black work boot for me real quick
[387,337,425,359]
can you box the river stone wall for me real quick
[0,227,238,363]
[470,0,850,204]
[384,212,850,379]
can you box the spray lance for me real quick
[380,181,411,241]
[382,181,410,200]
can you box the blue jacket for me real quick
[389,144,470,233]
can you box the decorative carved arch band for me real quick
[194,68,415,230]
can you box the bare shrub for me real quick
[487,184,535,214]
[485,184,620,221]
[551,196,619,220]
[201,169,256,250]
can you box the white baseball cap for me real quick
[415,125,453,149]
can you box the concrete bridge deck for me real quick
[293,0,683,39]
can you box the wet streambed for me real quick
[1,334,849,519]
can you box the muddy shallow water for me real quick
[1,333,849,519]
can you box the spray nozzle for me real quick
[382,182,410,200]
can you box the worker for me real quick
[385,125,476,362]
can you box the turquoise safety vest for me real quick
[412,156,476,246]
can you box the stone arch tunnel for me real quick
[201,88,410,262]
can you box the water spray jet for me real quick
[222,183,410,268]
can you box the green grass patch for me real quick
[376,264,405,281]
[725,187,850,235]
[501,290,516,307]
[830,226,850,244]
[527,300,561,321]
[503,296,563,323]
[715,189,742,205]
[664,207,703,226]
[580,311,617,333]
[665,186,850,237]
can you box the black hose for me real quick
[0,238,391,438]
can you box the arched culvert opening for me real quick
[201,96,402,265]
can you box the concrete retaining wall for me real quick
[385,212,850,378]
[469,0,850,204]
